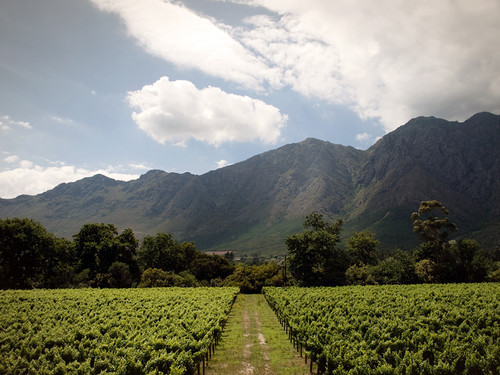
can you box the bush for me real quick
[345,263,377,285]
[222,262,284,293]
[138,268,198,287]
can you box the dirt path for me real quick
[206,294,309,375]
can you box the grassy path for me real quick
[205,294,309,375]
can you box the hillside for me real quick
[1,112,499,254]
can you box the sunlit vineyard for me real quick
[0,287,238,375]
[264,284,500,375]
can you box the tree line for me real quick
[286,200,500,286]
[0,220,235,289]
[1,200,498,291]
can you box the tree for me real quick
[222,262,283,293]
[43,237,77,288]
[138,233,193,273]
[107,262,133,288]
[285,212,345,286]
[449,239,490,282]
[189,253,234,282]
[0,218,57,289]
[345,263,377,285]
[346,230,379,266]
[116,228,140,278]
[138,268,197,287]
[411,200,458,253]
[411,200,458,282]
[370,250,418,284]
[73,223,139,283]
[73,223,117,276]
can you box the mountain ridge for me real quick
[1,112,499,254]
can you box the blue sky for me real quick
[1,0,499,198]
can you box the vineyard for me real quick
[1,284,499,375]
[0,287,238,374]
[263,284,500,375]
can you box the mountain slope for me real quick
[1,112,499,254]
[350,112,500,247]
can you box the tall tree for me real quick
[411,200,458,246]
[285,212,345,286]
[411,200,458,282]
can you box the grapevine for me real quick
[263,284,500,374]
[0,287,239,375]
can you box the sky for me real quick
[1,0,499,199]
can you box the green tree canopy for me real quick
[285,212,345,286]
[73,223,138,281]
[0,218,67,289]
[346,230,379,266]
[189,253,234,282]
[411,200,458,248]
[411,200,459,282]
[138,233,199,273]
[222,262,283,293]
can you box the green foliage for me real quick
[414,259,439,283]
[345,263,377,285]
[411,200,458,253]
[0,288,239,374]
[222,262,284,293]
[369,250,419,285]
[449,239,490,282]
[346,230,379,266]
[189,253,234,282]
[107,261,133,288]
[73,223,139,282]
[138,233,197,274]
[0,218,75,289]
[264,284,500,375]
[285,212,346,286]
[138,268,197,287]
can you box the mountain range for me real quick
[1,112,499,256]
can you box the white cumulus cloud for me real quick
[355,133,371,142]
[89,0,277,90]
[216,159,231,169]
[235,0,500,130]
[90,0,500,132]
[127,76,287,146]
[4,155,20,163]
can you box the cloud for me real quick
[0,162,139,199]
[0,115,32,131]
[216,159,231,169]
[89,0,277,90]
[355,133,370,142]
[91,0,500,131]
[128,162,150,171]
[127,76,287,146]
[4,155,20,163]
[235,0,500,130]
[51,115,77,125]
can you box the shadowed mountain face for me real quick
[1,112,499,254]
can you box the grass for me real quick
[206,294,309,375]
